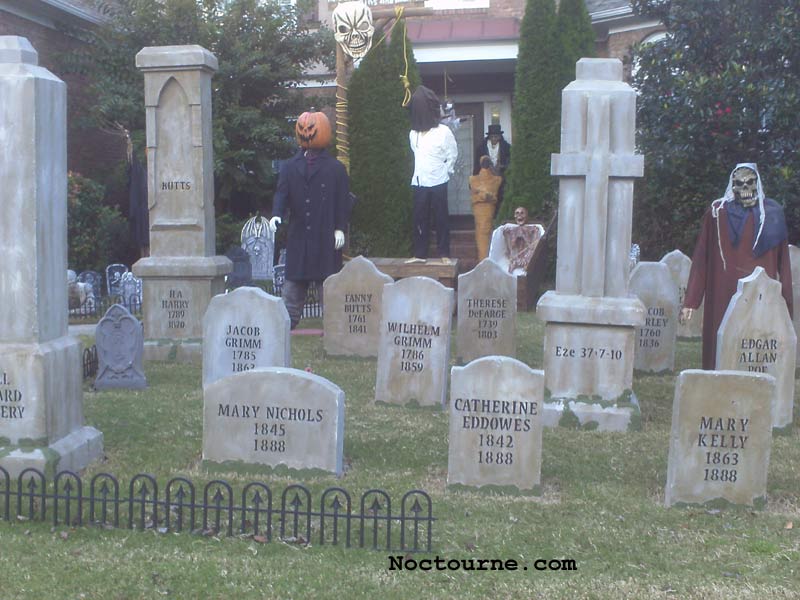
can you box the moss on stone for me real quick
[203,459,337,479]
[448,482,542,497]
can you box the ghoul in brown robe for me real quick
[683,201,793,370]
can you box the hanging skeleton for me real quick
[332,1,375,59]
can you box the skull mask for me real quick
[514,207,529,225]
[732,167,758,207]
[332,1,374,59]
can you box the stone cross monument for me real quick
[0,37,103,477]
[132,45,232,362]
[537,58,645,432]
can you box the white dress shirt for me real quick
[409,124,458,187]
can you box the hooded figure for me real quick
[682,163,792,369]
[407,86,458,263]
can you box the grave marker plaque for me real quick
[448,357,544,494]
[203,367,344,475]
[665,370,774,507]
[456,259,517,363]
[202,287,290,388]
[375,277,454,408]
[95,304,147,390]
[630,262,679,372]
[789,245,800,368]
[660,249,703,338]
[323,256,393,357]
[716,267,796,432]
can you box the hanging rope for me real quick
[335,74,350,173]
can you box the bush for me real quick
[68,172,133,272]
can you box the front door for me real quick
[446,115,474,215]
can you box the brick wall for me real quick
[0,10,127,207]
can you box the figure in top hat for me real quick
[474,124,511,177]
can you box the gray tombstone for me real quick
[375,277,454,408]
[203,367,344,476]
[202,286,290,388]
[78,270,104,297]
[665,370,774,508]
[224,246,253,290]
[0,36,103,476]
[448,357,544,494]
[660,249,703,338]
[456,258,517,363]
[120,271,143,313]
[789,245,800,367]
[323,256,393,357]
[629,261,679,373]
[106,263,128,297]
[716,267,796,433]
[241,215,275,281]
[95,304,147,390]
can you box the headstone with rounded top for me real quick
[95,304,147,390]
[660,249,703,338]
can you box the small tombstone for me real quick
[203,367,344,475]
[225,246,253,290]
[106,263,128,297]
[660,249,703,338]
[716,267,796,432]
[202,286,290,388]
[456,259,517,363]
[94,304,147,390]
[448,357,544,494]
[488,223,544,275]
[120,271,143,313]
[665,369,774,507]
[789,245,800,367]
[375,277,454,408]
[629,261,679,372]
[241,215,275,280]
[323,256,393,357]
[78,270,103,297]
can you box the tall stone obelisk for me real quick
[133,46,231,362]
[0,37,103,477]
[537,58,645,431]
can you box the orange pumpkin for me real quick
[295,110,332,150]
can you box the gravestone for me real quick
[120,272,143,313]
[629,262,679,373]
[241,215,275,281]
[105,263,128,297]
[78,270,104,297]
[375,277,454,408]
[665,369,774,508]
[203,367,344,476]
[323,256,393,357]
[456,259,517,363]
[224,246,253,290]
[448,357,544,494]
[0,36,103,477]
[202,286,290,388]
[660,249,703,338]
[789,245,800,368]
[95,304,147,390]
[716,267,796,433]
[132,45,232,363]
[536,59,645,431]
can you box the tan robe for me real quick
[469,168,503,260]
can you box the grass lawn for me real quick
[1,313,798,599]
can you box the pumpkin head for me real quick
[295,110,332,150]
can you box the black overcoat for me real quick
[272,149,351,281]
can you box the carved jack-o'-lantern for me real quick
[295,110,332,150]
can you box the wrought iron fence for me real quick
[0,468,434,552]
[69,295,142,321]
[82,345,98,380]
[269,274,323,319]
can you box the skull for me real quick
[332,1,374,59]
[514,207,528,226]
[732,167,758,207]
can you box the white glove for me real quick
[268,216,281,233]
[334,230,345,250]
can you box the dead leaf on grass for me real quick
[785,521,793,530]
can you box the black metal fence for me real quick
[0,468,434,552]
[269,275,323,319]
[82,345,98,380]
[69,295,142,321]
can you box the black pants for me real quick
[412,183,450,258]
[282,279,323,330]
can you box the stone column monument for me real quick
[537,58,645,432]
[132,45,232,362]
[0,37,103,477]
